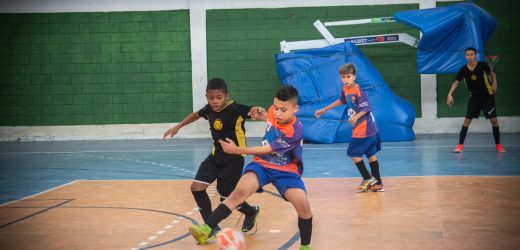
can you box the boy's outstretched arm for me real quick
[447,80,459,106]
[219,138,272,155]
[163,112,200,139]
[249,106,267,121]
[315,100,342,118]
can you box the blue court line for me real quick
[278,232,301,250]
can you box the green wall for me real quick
[436,0,519,117]
[0,11,192,126]
[206,4,421,116]
[1,1,518,127]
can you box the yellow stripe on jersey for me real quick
[235,116,247,157]
[483,71,493,95]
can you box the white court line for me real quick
[1,180,79,207]
[129,183,217,250]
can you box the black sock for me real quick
[237,201,256,216]
[355,160,371,180]
[298,217,312,246]
[206,203,232,228]
[459,126,469,144]
[493,126,500,144]
[192,190,212,222]
[369,160,382,184]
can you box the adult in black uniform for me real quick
[447,47,505,153]
[163,77,263,239]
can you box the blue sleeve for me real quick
[357,88,371,113]
[269,129,302,156]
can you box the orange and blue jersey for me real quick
[252,106,304,175]
[340,83,379,138]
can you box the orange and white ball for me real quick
[217,228,245,250]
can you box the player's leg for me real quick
[216,158,259,233]
[483,97,505,152]
[366,134,384,192]
[285,188,313,249]
[456,98,478,152]
[348,138,376,192]
[191,156,217,222]
[367,155,384,192]
[218,171,260,216]
[189,169,261,244]
[490,117,505,152]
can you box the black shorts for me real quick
[466,96,497,119]
[194,154,244,198]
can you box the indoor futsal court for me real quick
[1,0,520,250]
[1,134,519,249]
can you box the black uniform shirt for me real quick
[197,100,251,158]
[455,61,493,97]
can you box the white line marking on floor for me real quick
[1,180,79,207]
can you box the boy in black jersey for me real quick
[447,47,505,153]
[163,77,263,239]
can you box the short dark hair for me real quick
[206,77,228,93]
[339,63,356,75]
[275,86,299,103]
[465,47,477,54]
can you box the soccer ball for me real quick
[217,228,245,250]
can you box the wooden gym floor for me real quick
[1,134,519,249]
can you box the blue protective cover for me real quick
[275,42,416,143]
[394,2,496,73]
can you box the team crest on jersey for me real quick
[471,74,477,80]
[350,95,357,104]
[213,119,223,130]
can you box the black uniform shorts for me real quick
[194,154,244,198]
[466,95,497,119]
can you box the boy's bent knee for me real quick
[296,205,313,219]
[190,181,208,192]
[227,189,248,202]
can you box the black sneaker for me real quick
[206,226,221,242]
[241,205,260,233]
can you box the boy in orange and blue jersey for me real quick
[315,63,384,192]
[188,86,313,250]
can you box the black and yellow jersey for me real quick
[455,61,493,97]
[197,100,251,158]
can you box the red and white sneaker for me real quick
[496,144,506,153]
[454,144,464,153]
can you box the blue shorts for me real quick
[243,162,306,200]
[347,133,381,158]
